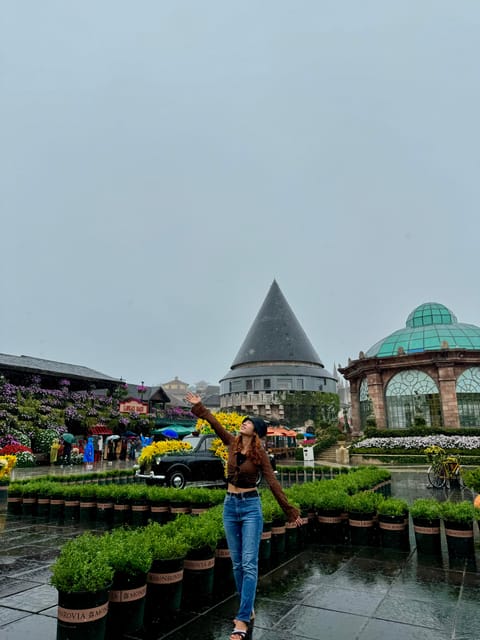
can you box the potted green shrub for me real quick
[312,488,349,545]
[377,497,409,550]
[95,484,114,526]
[78,484,97,524]
[410,498,442,555]
[103,528,153,637]
[261,492,287,559]
[176,511,221,609]
[143,521,190,624]
[125,484,150,527]
[188,487,213,515]
[51,532,114,640]
[6,481,23,515]
[441,501,476,559]
[146,485,170,525]
[346,491,383,547]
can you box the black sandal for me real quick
[230,628,248,640]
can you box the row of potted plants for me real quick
[7,481,227,525]
[51,503,297,640]
[12,467,137,484]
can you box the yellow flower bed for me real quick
[138,440,192,464]
[195,411,246,475]
[0,455,17,481]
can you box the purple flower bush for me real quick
[0,378,156,465]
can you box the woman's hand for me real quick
[185,392,202,405]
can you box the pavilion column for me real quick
[437,365,460,428]
[349,380,361,435]
[367,372,387,429]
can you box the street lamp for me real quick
[137,380,147,402]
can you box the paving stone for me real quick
[0,584,57,613]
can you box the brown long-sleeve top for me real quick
[191,402,300,523]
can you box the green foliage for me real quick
[50,532,114,593]
[260,490,284,522]
[280,391,339,428]
[175,510,222,552]
[376,497,409,517]
[143,521,190,560]
[409,498,442,521]
[461,467,480,492]
[102,528,153,576]
[441,500,477,524]
[346,491,384,514]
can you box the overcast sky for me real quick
[1,2,479,388]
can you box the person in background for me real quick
[50,439,60,464]
[63,439,72,465]
[83,436,95,469]
[185,392,302,640]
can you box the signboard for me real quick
[119,400,148,415]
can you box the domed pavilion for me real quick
[339,303,480,431]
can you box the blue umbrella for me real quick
[161,428,179,439]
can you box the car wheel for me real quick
[168,469,187,489]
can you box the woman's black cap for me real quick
[243,416,267,439]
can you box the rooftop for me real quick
[366,302,480,358]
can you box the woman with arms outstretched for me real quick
[185,392,301,640]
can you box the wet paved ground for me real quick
[1,467,479,640]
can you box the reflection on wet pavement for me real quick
[1,470,479,639]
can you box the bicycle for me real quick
[425,446,464,489]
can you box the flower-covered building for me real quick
[339,303,480,431]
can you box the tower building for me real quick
[219,280,336,420]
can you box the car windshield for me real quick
[183,436,202,449]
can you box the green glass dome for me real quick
[366,303,480,358]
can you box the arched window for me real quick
[385,370,442,429]
[456,368,480,427]
[359,378,372,429]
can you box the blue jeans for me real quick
[223,493,263,624]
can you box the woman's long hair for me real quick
[233,433,263,465]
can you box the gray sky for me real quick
[1,1,479,388]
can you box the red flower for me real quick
[0,444,32,455]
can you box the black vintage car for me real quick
[135,433,226,489]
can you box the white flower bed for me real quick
[352,435,480,451]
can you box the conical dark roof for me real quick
[230,281,323,368]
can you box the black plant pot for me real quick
[96,501,113,526]
[49,497,64,521]
[113,501,131,526]
[182,546,215,609]
[107,571,147,638]
[316,509,344,545]
[348,511,377,547]
[63,498,80,521]
[271,519,287,559]
[7,494,22,516]
[56,585,110,640]
[378,514,410,550]
[259,521,272,569]
[130,500,150,527]
[413,517,442,555]
[145,557,184,625]
[214,538,235,596]
[148,500,170,525]
[444,520,475,559]
[79,500,97,525]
